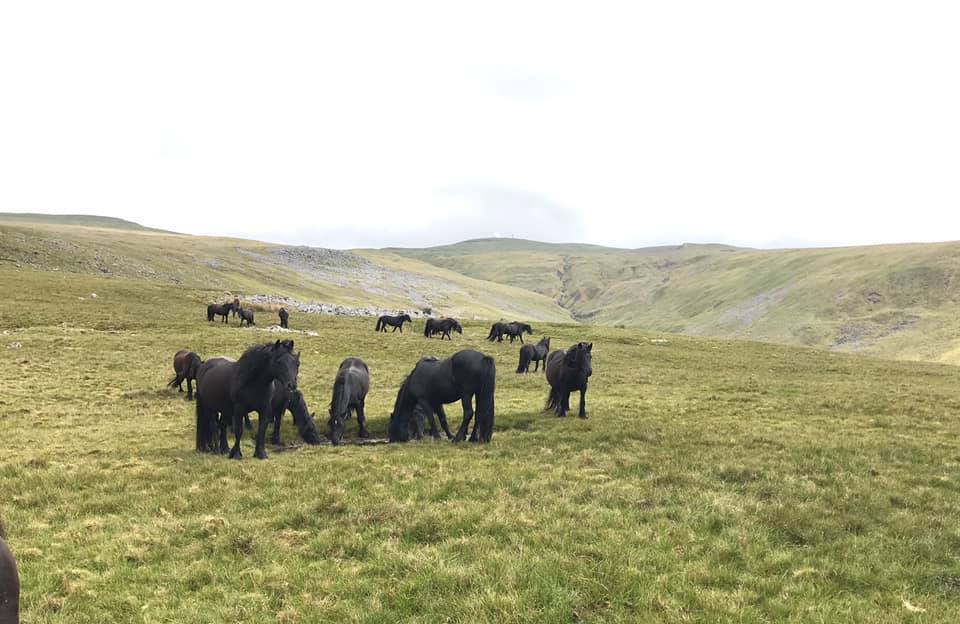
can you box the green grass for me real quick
[2,265,960,622]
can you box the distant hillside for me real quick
[0,212,172,232]
[0,221,571,322]
[392,238,960,365]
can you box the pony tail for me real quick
[388,376,412,442]
[516,349,531,374]
[477,356,496,442]
[168,374,181,388]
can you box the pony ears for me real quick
[274,339,295,351]
[587,342,593,352]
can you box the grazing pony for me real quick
[195,340,300,459]
[328,358,371,445]
[545,342,593,418]
[207,301,234,323]
[376,313,412,333]
[424,317,462,340]
[488,321,533,343]
[168,349,203,400]
[388,350,495,443]
[0,537,18,624]
[517,337,551,373]
[237,307,255,327]
[267,381,322,445]
[278,307,289,329]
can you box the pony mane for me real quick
[236,341,293,385]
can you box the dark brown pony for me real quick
[376,314,412,333]
[328,358,371,445]
[237,307,255,327]
[424,318,462,340]
[195,340,300,460]
[278,307,289,329]
[545,342,593,418]
[207,301,234,323]
[168,349,203,400]
[388,350,496,443]
[517,337,550,373]
[0,536,18,624]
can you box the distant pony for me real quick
[237,307,255,327]
[231,297,241,317]
[545,342,593,418]
[487,321,533,343]
[207,301,234,323]
[278,307,289,329]
[328,358,370,445]
[424,317,462,340]
[517,337,550,373]
[388,350,495,443]
[376,313,412,333]
[168,349,203,400]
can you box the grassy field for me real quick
[2,264,960,622]
[394,238,960,364]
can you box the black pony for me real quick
[424,317,462,340]
[545,342,593,418]
[237,307,255,327]
[267,381,323,445]
[0,536,18,624]
[517,337,551,373]
[488,321,533,344]
[376,314,412,333]
[168,349,203,400]
[207,301,234,323]
[388,350,495,443]
[195,340,300,459]
[278,307,289,329]
[328,357,370,445]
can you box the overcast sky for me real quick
[2,2,958,249]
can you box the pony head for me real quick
[564,342,593,378]
[270,340,300,391]
[289,390,322,445]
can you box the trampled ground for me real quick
[2,266,960,622]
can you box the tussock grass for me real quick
[1,266,960,622]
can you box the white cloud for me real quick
[1,1,958,249]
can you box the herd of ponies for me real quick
[180,300,595,459]
[0,302,596,619]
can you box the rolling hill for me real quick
[392,237,960,364]
[0,216,571,323]
[5,213,960,364]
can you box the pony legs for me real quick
[229,409,244,459]
[271,406,283,445]
[356,402,369,438]
[452,394,475,443]
[418,399,441,438]
[434,404,454,439]
[578,388,588,419]
[254,409,270,459]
